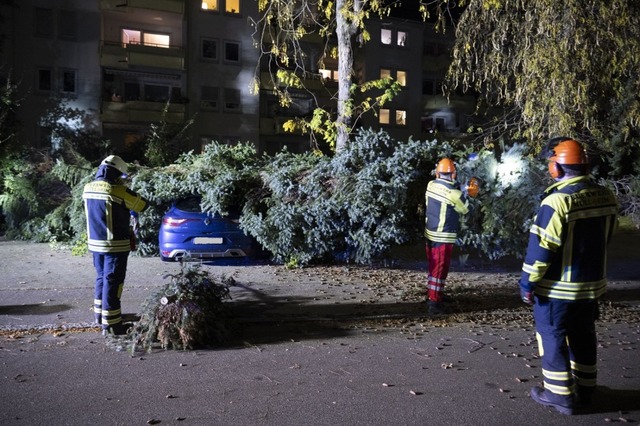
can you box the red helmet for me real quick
[436,158,456,178]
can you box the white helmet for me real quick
[101,155,128,175]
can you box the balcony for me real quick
[102,100,185,125]
[101,42,184,70]
[101,0,184,14]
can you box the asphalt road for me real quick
[1,239,639,425]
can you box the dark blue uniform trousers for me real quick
[92,252,129,330]
[533,297,599,396]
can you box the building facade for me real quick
[0,0,474,157]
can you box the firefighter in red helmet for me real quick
[520,137,618,414]
[424,158,478,314]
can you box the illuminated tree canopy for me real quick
[250,0,403,152]
[445,0,640,171]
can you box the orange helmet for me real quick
[436,158,456,178]
[546,137,588,179]
[466,176,480,197]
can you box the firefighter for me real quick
[424,158,478,314]
[519,138,618,414]
[83,155,148,336]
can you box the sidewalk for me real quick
[0,236,639,425]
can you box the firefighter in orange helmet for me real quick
[424,158,477,314]
[520,137,618,414]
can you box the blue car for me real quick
[159,197,258,262]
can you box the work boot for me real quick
[428,301,451,315]
[102,323,129,337]
[530,386,574,415]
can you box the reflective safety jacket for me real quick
[83,178,147,254]
[424,178,469,244]
[520,176,618,301]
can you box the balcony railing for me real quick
[102,100,185,124]
[101,42,184,70]
[101,0,184,14]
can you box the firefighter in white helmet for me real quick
[82,155,148,336]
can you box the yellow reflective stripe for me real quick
[543,382,573,396]
[543,369,571,381]
[102,308,121,316]
[570,360,597,374]
[425,230,457,243]
[536,332,544,357]
[530,224,563,248]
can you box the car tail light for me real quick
[162,217,197,227]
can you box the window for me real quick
[34,8,54,37]
[201,38,218,60]
[422,78,437,95]
[122,29,170,48]
[381,28,392,45]
[224,88,241,111]
[61,69,76,94]
[381,69,407,87]
[225,0,241,14]
[395,110,406,126]
[38,69,52,91]
[122,29,141,45]
[224,41,240,62]
[124,82,140,101]
[397,31,407,47]
[58,10,77,39]
[319,68,338,82]
[201,0,219,12]
[201,86,219,109]
[144,33,170,48]
[397,70,407,86]
[379,108,390,125]
[144,84,170,102]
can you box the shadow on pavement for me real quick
[0,303,73,315]
[581,387,640,417]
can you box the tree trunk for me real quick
[335,0,354,153]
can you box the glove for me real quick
[519,279,535,305]
[520,289,534,305]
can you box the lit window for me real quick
[224,41,240,62]
[397,31,407,46]
[38,69,52,91]
[225,0,241,14]
[201,0,218,11]
[201,86,219,109]
[396,110,406,126]
[122,29,141,45]
[379,109,390,124]
[61,69,76,94]
[381,29,392,45]
[319,69,332,80]
[380,69,391,80]
[143,33,170,48]
[397,70,407,86]
[224,88,241,111]
[201,38,218,60]
[122,29,170,48]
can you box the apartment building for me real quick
[0,0,473,157]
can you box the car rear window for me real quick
[175,197,202,212]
